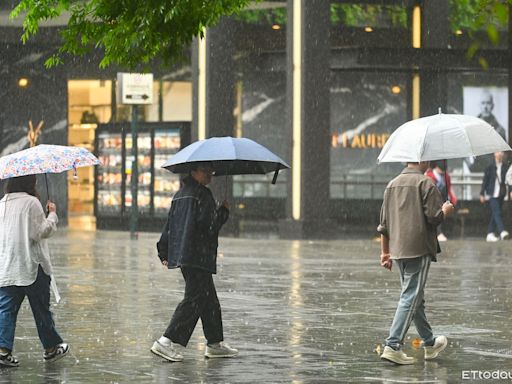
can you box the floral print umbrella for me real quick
[0,144,100,179]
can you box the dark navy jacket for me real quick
[157,177,229,274]
[480,160,509,198]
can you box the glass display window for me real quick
[154,129,181,214]
[94,122,188,227]
[125,133,152,213]
[96,132,123,213]
[330,4,410,49]
[329,71,407,199]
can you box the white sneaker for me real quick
[437,233,448,242]
[43,343,70,363]
[0,351,19,367]
[205,342,238,358]
[380,346,416,365]
[500,231,509,240]
[151,340,183,362]
[424,336,448,360]
[486,233,499,242]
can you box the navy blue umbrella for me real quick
[162,136,290,184]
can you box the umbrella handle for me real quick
[225,175,228,201]
[44,173,50,201]
[443,159,450,203]
[44,173,50,215]
[272,169,279,185]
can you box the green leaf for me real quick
[478,56,489,70]
[487,24,499,45]
[466,41,480,59]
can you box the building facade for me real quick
[0,1,510,237]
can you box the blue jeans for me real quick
[0,266,63,351]
[385,256,435,350]
[487,197,505,235]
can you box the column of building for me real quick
[278,0,332,238]
[419,0,451,116]
[192,17,237,234]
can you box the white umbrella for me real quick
[377,113,511,163]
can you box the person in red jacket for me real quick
[425,161,457,242]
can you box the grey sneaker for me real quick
[205,342,238,358]
[0,352,19,367]
[424,336,448,360]
[43,343,70,363]
[150,340,183,362]
[380,346,416,365]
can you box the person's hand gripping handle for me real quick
[442,201,454,217]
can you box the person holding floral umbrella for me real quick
[0,175,69,367]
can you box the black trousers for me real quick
[164,267,223,347]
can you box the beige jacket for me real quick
[377,167,444,260]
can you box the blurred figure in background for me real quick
[480,151,509,242]
[425,161,458,242]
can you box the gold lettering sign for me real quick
[331,133,390,149]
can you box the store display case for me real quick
[154,129,182,215]
[97,131,124,215]
[94,122,190,230]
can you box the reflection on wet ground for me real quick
[1,230,511,383]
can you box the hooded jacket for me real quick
[157,176,229,274]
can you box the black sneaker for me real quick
[43,343,70,363]
[0,352,19,367]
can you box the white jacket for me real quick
[0,192,58,287]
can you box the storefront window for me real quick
[331,4,409,48]
[162,81,192,121]
[68,80,112,221]
[330,71,407,199]
[235,5,286,28]
[232,5,288,198]
[68,80,112,125]
[233,54,288,198]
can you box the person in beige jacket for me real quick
[377,162,454,365]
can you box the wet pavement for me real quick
[1,229,511,383]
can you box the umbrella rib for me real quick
[462,125,476,158]
[418,119,430,161]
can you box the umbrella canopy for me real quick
[162,136,290,183]
[0,144,100,179]
[377,113,512,163]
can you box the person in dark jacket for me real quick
[480,151,510,242]
[151,162,238,362]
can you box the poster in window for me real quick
[463,86,508,173]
